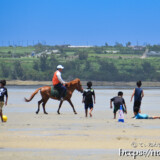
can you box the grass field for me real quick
[0,46,160,81]
[0,46,35,57]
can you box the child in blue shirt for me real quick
[134,108,160,119]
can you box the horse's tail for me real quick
[24,87,42,102]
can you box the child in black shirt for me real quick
[0,80,8,122]
[82,81,95,117]
[110,91,127,119]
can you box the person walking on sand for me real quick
[0,80,8,122]
[52,65,67,101]
[110,91,127,119]
[131,81,144,116]
[82,81,95,117]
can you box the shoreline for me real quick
[6,80,160,87]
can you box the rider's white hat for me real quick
[57,65,64,69]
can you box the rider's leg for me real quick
[54,83,61,90]
[54,83,62,99]
[54,83,66,100]
[60,85,66,98]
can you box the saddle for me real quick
[51,86,67,99]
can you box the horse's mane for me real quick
[67,78,80,87]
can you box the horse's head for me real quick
[75,78,83,93]
[66,78,83,93]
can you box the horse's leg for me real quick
[42,98,49,114]
[57,100,63,114]
[67,99,77,114]
[36,99,43,114]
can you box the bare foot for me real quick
[89,112,92,117]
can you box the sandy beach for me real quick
[0,87,160,160]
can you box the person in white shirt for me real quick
[52,65,66,100]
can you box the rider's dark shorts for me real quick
[54,83,66,97]
[84,103,93,110]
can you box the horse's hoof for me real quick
[57,111,60,114]
[44,112,48,114]
[36,111,39,114]
[74,112,77,114]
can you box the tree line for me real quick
[0,53,160,82]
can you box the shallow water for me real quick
[0,147,117,156]
[5,86,160,113]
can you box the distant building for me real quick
[128,45,145,50]
[147,51,160,56]
[105,50,119,54]
[52,50,59,53]
[68,46,93,48]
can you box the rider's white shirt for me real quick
[56,70,65,84]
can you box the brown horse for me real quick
[24,78,83,114]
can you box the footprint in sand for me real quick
[134,125,140,127]
[131,124,140,127]
[116,137,129,140]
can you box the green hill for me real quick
[0,44,160,82]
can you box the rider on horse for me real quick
[52,65,67,101]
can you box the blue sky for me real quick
[0,0,160,46]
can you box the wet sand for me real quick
[0,88,160,160]
[1,111,160,160]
